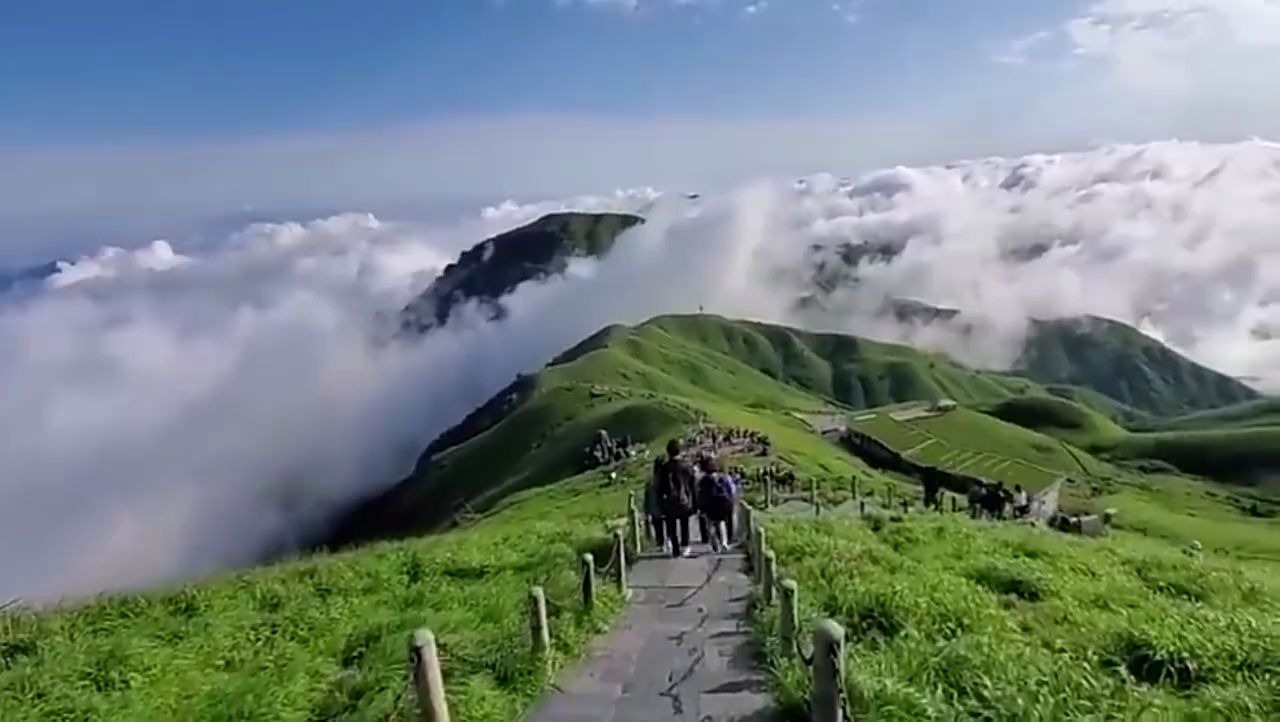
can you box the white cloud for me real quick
[1003,0,1280,96]
[5,139,1280,603]
[993,30,1053,64]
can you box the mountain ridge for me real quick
[321,311,1270,550]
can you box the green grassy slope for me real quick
[0,471,636,722]
[850,404,1102,490]
[757,515,1280,721]
[1141,398,1280,431]
[984,395,1129,448]
[983,394,1280,486]
[1014,315,1259,416]
[8,312,1279,722]
[327,314,1066,549]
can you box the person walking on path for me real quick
[697,456,736,552]
[657,438,696,558]
[645,456,667,553]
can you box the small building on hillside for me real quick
[932,398,958,412]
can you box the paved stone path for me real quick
[522,546,775,722]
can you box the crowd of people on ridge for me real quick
[579,429,643,472]
[683,425,771,457]
[965,481,1031,520]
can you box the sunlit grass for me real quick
[0,473,633,722]
[755,514,1280,720]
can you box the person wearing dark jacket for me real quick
[657,438,696,558]
[646,456,667,552]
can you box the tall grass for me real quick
[0,474,632,722]
[755,515,1280,721]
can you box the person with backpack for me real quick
[657,438,696,558]
[697,456,736,552]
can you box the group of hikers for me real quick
[683,425,771,458]
[642,438,743,558]
[966,481,1031,520]
[580,429,642,472]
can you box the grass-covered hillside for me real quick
[756,514,1280,721]
[330,313,1278,549]
[6,311,1278,721]
[1014,315,1259,416]
[0,470,636,722]
[984,394,1280,488]
[850,404,1103,490]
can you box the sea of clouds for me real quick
[3,139,1280,603]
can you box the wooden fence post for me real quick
[901,499,909,515]
[779,579,798,656]
[627,492,642,552]
[409,629,451,722]
[580,553,596,611]
[762,549,778,606]
[613,529,629,599]
[528,587,550,671]
[850,475,858,502]
[753,526,768,584]
[858,500,866,517]
[810,478,819,517]
[765,477,774,508]
[950,495,958,513]
[812,619,847,722]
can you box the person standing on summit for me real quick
[657,438,696,558]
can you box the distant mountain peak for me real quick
[398,211,644,334]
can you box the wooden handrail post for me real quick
[753,526,768,584]
[779,579,798,656]
[627,492,642,552]
[859,500,866,517]
[580,553,596,611]
[528,586,550,673]
[810,478,819,517]
[762,549,778,606]
[409,629,451,722]
[850,475,858,501]
[613,529,629,599]
[812,619,847,722]
[765,477,774,508]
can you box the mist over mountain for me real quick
[3,139,1280,603]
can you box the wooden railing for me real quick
[405,493,644,721]
[740,500,852,722]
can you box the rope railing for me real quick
[406,495,639,721]
[740,500,856,722]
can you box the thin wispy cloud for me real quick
[992,30,1053,65]
[999,0,1280,95]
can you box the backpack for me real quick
[658,457,694,512]
[711,472,736,505]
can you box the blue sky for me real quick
[1,1,1060,141]
[2,0,1279,259]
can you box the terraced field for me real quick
[849,407,1089,491]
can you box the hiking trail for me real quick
[522,545,774,722]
